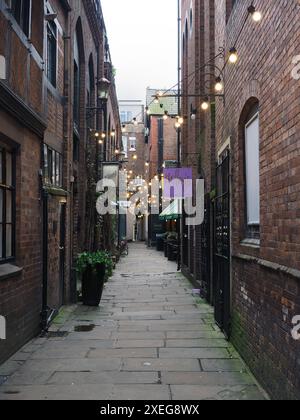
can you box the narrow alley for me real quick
[0,244,266,401]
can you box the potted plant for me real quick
[76,251,113,306]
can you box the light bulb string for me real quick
[127,2,259,127]
[128,51,225,124]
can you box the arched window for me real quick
[244,102,260,238]
[189,8,193,36]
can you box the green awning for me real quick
[159,200,182,221]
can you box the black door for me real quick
[59,203,66,307]
[214,150,231,338]
[200,193,211,302]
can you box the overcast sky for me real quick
[101,0,178,102]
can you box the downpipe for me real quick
[40,180,57,333]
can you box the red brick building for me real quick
[181,0,300,399]
[145,88,178,245]
[0,0,120,364]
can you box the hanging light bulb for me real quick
[111,130,116,138]
[154,95,160,104]
[94,132,100,138]
[229,47,238,64]
[190,109,197,120]
[122,125,126,133]
[201,98,209,111]
[175,121,181,129]
[163,111,169,121]
[133,118,138,126]
[101,133,106,139]
[157,91,164,97]
[248,5,262,22]
[115,149,120,155]
[133,154,138,160]
[98,139,103,145]
[215,77,223,92]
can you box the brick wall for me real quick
[215,0,300,399]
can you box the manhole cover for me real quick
[74,324,95,332]
[45,331,69,338]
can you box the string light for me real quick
[201,98,209,111]
[215,77,223,92]
[229,47,238,64]
[163,111,169,121]
[248,5,262,22]
[191,109,197,120]
[94,132,100,138]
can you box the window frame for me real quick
[244,110,260,239]
[0,147,16,264]
[10,0,32,38]
[46,19,57,88]
[43,144,63,188]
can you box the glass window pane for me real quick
[6,152,13,186]
[6,190,12,223]
[245,115,260,225]
[6,224,12,258]
[56,152,60,186]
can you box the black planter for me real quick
[82,263,106,306]
[167,241,178,261]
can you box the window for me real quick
[245,109,260,238]
[0,148,15,261]
[73,62,80,127]
[129,137,136,152]
[120,111,133,123]
[46,20,57,87]
[10,0,31,37]
[43,145,63,187]
[189,8,193,36]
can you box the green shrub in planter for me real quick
[76,251,113,306]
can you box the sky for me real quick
[101,0,178,102]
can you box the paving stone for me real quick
[165,339,230,348]
[15,358,122,373]
[0,243,266,400]
[159,347,232,359]
[0,384,115,400]
[161,372,254,386]
[48,371,159,385]
[111,332,165,340]
[5,371,54,386]
[88,348,158,359]
[166,331,223,339]
[109,385,171,401]
[201,359,247,372]
[170,385,266,401]
[114,340,165,348]
[122,358,201,372]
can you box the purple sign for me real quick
[163,168,193,199]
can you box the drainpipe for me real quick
[177,0,182,272]
[41,185,49,332]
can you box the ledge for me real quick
[240,238,260,249]
[0,81,47,138]
[233,254,300,281]
[0,264,23,281]
[44,186,68,197]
